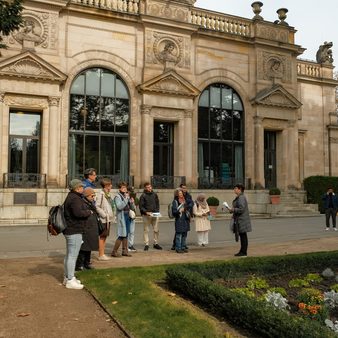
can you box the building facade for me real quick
[0,0,336,219]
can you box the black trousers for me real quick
[325,208,337,227]
[239,232,248,255]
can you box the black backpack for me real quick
[47,205,67,236]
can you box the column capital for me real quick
[0,93,5,103]
[48,97,60,107]
[141,105,152,115]
[184,109,193,118]
[253,116,263,125]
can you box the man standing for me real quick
[322,187,338,231]
[82,168,97,189]
[139,182,162,251]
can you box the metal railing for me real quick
[3,173,47,188]
[151,176,186,189]
[198,176,245,189]
[66,175,134,189]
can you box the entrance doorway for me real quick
[264,131,277,188]
[153,122,173,176]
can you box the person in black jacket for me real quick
[139,182,162,251]
[63,179,92,290]
[322,187,338,231]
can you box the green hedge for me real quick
[166,252,338,338]
[303,176,338,213]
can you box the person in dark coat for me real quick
[63,179,92,289]
[171,188,191,253]
[75,187,104,271]
[322,187,338,231]
[229,183,252,257]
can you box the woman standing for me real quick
[172,189,190,253]
[111,181,136,257]
[63,179,92,289]
[95,178,115,260]
[230,184,252,257]
[75,187,104,270]
[193,193,211,246]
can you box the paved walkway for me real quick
[1,215,338,338]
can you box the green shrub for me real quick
[289,278,310,288]
[305,273,323,284]
[268,187,281,195]
[297,288,324,305]
[231,288,255,298]
[268,287,287,297]
[206,196,219,206]
[246,276,269,290]
[329,284,338,292]
[303,176,338,213]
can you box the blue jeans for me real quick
[128,219,135,247]
[64,234,83,280]
[175,232,187,251]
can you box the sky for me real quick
[195,0,337,65]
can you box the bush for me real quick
[206,196,219,206]
[303,176,338,213]
[269,187,281,195]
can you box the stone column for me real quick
[184,109,193,185]
[140,105,152,183]
[254,116,264,188]
[0,93,4,186]
[47,97,60,187]
[287,120,300,189]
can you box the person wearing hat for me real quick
[63,179,92,290]
[82,168,97,189]
[75,187,105,271]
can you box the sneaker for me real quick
[63,277,81,286]
[175,249,184,254]
[128,246,137,252]
[65,277,84,290]
[144,245,149,251]
[97,255,110,261]
[334,228,338,231]
[183,249,189,253]
[171,246,175,251]
[326,227,330,231]
[153,244,162,250]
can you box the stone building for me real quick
[0,0,336,220]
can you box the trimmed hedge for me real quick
[303,176,338,213]
[166,252,338,338]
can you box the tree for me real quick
[0,0,23,51]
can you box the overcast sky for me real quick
[195,0,337,65]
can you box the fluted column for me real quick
[254,116,264,188]
[47,97,60,187]
[141,105,152,183]
[287,120,300,189]
[184,109,193,184]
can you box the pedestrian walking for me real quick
[322,187,338,231]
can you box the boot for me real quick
[122,238,132,257]
[111,239,122,257]
[84,251,94,269]
[75,250,85,271]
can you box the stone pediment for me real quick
[137,70,200,97]
[0,51,67,83]
[252,84,302,109]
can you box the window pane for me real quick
[10,112,41,136]
[199,90,209,107]
[70,74,85,95]
[85,135,100,172]
[69,134,84,177]
[210,86,221,108]
[100,136,114,175]
[198,107,209,139]
[154,123,169,143]
[101,71,115,98]
[26,139,39,173]
[210,108,221,139]
[69,95,85,130]
[10,138,23,173]
[233,111,243,141]
[85,96,101,131]
[209,142,221,180]
[233,93,243,111]
[116,78,128,99]
[222,87,232,109]
[221,110,232,141]
[115,99,129,133]
[85,69,100,96]
[221,143,233,184]
[101,97,115,132]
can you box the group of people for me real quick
[62,168,253,290]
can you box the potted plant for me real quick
[269,187,281,205]
[207,196,220,216]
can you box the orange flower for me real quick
[298,303,306,309]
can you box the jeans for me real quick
[175,232,187,251]
[64,233,83,280]
[128,219,135,247]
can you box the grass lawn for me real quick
[78,265,229,338]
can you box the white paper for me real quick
[223,201,230,209]
[151,212,162,217]
[178,203,185,210]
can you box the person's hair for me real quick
[328,187,333,190]
[84,168,96,179]
[174,188,183,198]
[100,178,112,188]
[179,183,187,188]
[118,181,128,189]
[143,182,151,188]
[234,183,245,192]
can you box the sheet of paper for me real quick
[223,201,230,209]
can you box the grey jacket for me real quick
[232,193,252,233]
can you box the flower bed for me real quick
[166,252,338,337]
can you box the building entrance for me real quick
[264,130,277,188]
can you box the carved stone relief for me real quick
[151,107,184,120]
[4,95,48,109]
[147,1,190,22]
[3,58,50,77]
[256,25,288,43]
[146,30,190,69]
[258,51,291,82]
[5,11,58,50]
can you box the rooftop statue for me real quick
[316,41,334,65]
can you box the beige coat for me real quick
[96,191,115,224]
[193,203,211,232]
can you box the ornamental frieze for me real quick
[256,25,289,43]
[146,0,190,22]
[4,95,48,109]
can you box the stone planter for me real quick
[209,205,218,216]
[270,195,281,205]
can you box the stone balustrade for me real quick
[190,9,251,37]
[297,60,322,78]
[70,0,139,14]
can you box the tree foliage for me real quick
[0,0,23,49]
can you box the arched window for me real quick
[68,68,129,180]
[198,83,244,188]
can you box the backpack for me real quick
[47,205,67,236]
[168,200,177,219]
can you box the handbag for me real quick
[129,209,136,220]
[97,215,106,235]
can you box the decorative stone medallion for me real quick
[258,51,291,82]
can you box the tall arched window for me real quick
[198,83,244,188]
[68,68,129,180]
